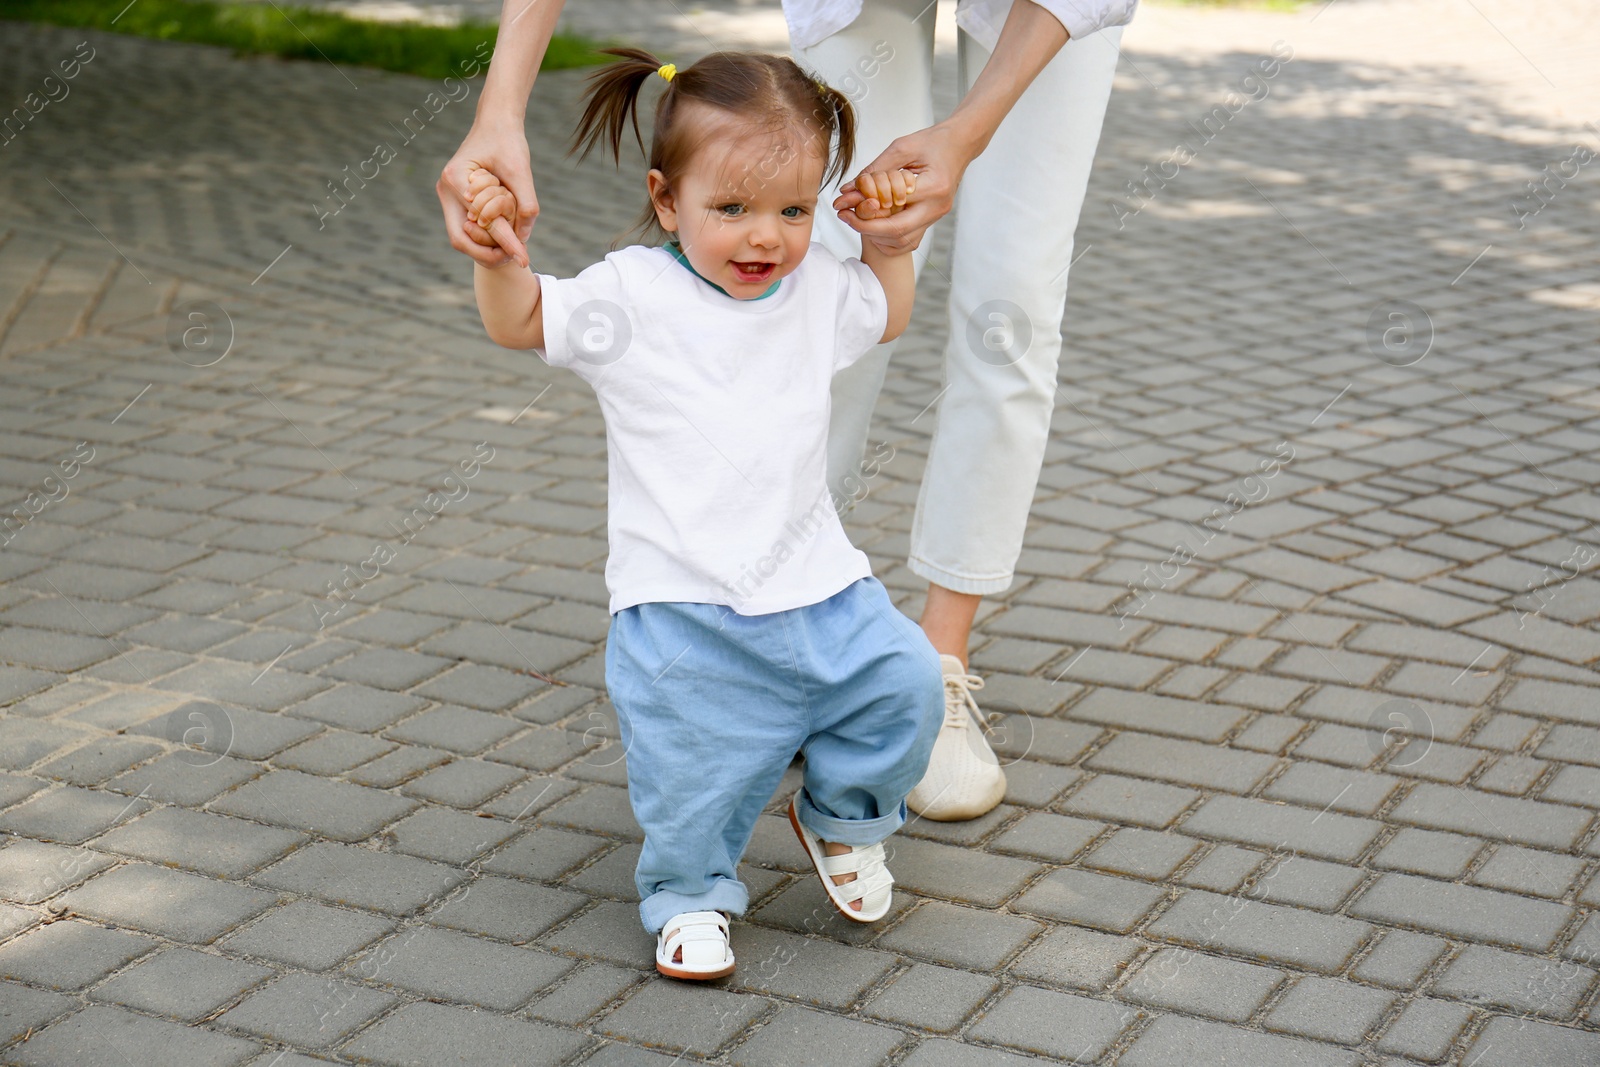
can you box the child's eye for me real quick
[782,206,805,218]
[718,204,744,216]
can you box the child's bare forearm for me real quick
[474,260,545,350]
[860,239,915,344]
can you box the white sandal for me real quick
[655,910,735,980]
[787,796,895,923]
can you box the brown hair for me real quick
[568,46,857,249]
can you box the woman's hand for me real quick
[439,120,534,268]
[835,120,978,241]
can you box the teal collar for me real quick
[663,237,781,300]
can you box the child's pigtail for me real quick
[808,79,856,192]
[570,46,672,166]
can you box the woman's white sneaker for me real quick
[906,654,1006,821]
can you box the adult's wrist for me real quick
[936,112,991,167]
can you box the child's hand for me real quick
[465,167,529,268]
[849,169,917,221]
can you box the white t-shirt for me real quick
[781,0,1138,53]
[533,241,889,616]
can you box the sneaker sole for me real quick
[906,774,1007,821]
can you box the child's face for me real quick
[648,115,826,300]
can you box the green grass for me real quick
[0,0,620,79]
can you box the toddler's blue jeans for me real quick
[605,575,945,933]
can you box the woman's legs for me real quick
[793,0,937,511]
[909,24,1123,610]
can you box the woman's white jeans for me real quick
[796,0,1122,596]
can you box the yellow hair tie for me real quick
[657,63,676,83]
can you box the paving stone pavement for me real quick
[2,1,1600,1064]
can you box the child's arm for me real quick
[468,168,545,350]
[859,238,914,345]
[853,169,922,344]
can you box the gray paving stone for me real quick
[0,919,156,990]
[1351,874,1572,951]
[0,773,46,809]
[1119,1014,1362,1067]
[1059,773,1200,829]
[413,663,546,712]
[1470,844,1587,900]
[988,811,1104,862]
[729,1005,906,1067]
[284,684,430,733]
[729,925,898,1010]
[527,961,641,1026]
[1249,854,1365,910]
[252,842,463,916]
[1012,868,1166,934]
[0,785,150,844]
[382,807,519,865]
[33,737,164,787]
[1083,827,1201,880]
[1117,947,1285,1023]
[0,839,115,904]
[399,757,525,808]
[92,807,303,878]
[479,825,609,881]
[1432,943,1596,1017]
[1004,927,1145,991]
[879,836,1042,910]
[598,978,771,1057]
[1179,795,1383,862]
[1262,974,1396,1043]
[346,925,571,1010]
[219,899,393,970]
[875,900,1041,972]
[1462,1015,1600,1066]
[1382,777,1593,851]
[1146,889,1373,973]
[346,744,453,788]
[9,1004,260,1065]
[383,704,522,754]
[1374,996,1474,1061]
[89,946,273,1021]
[56,862,276,944]
[0,981,77,1046]
[127,702,322,761]
[342,1000,593,1066]
[1371,827,1486,879]
[207,769,416,841]
[216,971,395,1049]
[104,752,262,806]
[1175,844,1266,893]
[967,984,1134,1061]
[150,660,330,713]
[1088,734,1278,792]
[1352,930,1450,990]
[863,963,997,1032]
[272,729,395,774]
[898,1038,1048,1066]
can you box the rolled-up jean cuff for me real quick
[796,789,905,847]
[907,555,1015,597]
[639,881,749,934]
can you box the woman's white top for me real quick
[533,242,888,616]
[782,0,1138,53]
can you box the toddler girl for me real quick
[468,46,944,980]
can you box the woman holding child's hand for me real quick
[442,0,1137,830]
